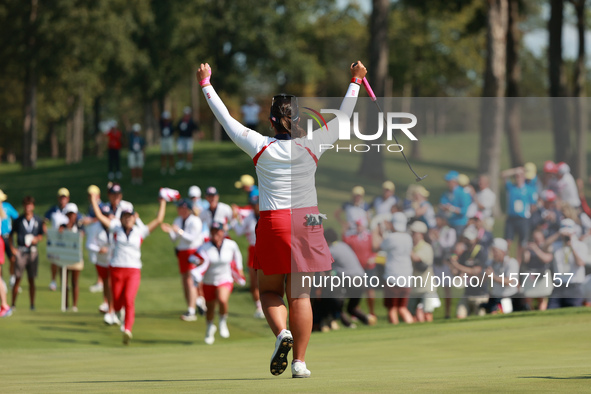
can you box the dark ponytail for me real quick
[270,94,305,138]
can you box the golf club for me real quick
[353,63,427,182]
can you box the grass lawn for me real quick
[0,131,590,392]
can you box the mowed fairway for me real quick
[1,303,590,392]
[1,132,591,392]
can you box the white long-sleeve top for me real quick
[200,202,234,228]
[202,83,360,211]
[85,220,112,267]
[233,211,257,246]
[168,214,203,251]
[109,218,150,269]
[192,239,243,286]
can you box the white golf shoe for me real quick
[291,361,311,378]
[204,323,217,345]
[270,330,293,376]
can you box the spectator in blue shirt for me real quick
[502,166,537,262]
[439,171,471,235]
[1,190,19,298]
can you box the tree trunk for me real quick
[49,122,59,159]
[73,89,85,163]
[548,0,571,163]
[358,0,389,180]
[191,68,201,124]
[571,0,587,180]
[93,96,101,156]
[479,0,508,214]
[65,96,75,164]
[21,0,38,169]
[505,0,524,168]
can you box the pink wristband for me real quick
[199,76,211,87]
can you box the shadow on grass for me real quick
[70,378,271,383]
[134,339,195,346]
[519,375,591,380]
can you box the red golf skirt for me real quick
[254,206,332,275]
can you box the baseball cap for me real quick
[87,185,100,195]
[176,198,192,209]
[120,207,135,217]
[524,162,537,180]
[63,203,78,215]
[470,211,484,221]
[492,238,508,253]
[205,186,218,196]
[560,218,576,235]
[541,189,557,202]
[392,212,407,232]
[0,189,6,202]
[543,160,558,174]
[99,203,113,216]
[558,162,570,175]
[57,188,70,197]
[183,106,192,115]
[188,186,202,198]
[234,174,255,189]
[210,221,224,231]
[462,225,478,241]
[108,184,122,194]
[409,221,428,234]
[382,181,395,191]
[162,111,171,119]
[352,186,365,196]
[457,174,470,187]
[132,123,141,133]
[444,171,459,181]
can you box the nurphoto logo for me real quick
[303,108,418,152]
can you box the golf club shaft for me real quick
[353,66,427,182]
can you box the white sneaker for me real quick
[111,312,121,326]
[117,309,125,327]
[254,308,265,319]
[49,281,57,291]
[176,161,184,170]
[180,312,197,322]
[169,167,175,175]
[184,162,192,170]
[116,172,122,180]
[9,275,15,289]
[98,302,109,314]
[104,312,114,325]
[270,330,293,376]
[291,361,311,378]
[89,282,103,293]
[196,296,207,316]
[204,323,217,345]
[219,319,230,338]
[108,172,115,180]
[72,306,78,313]
[123,330,132,345]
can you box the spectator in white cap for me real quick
[188,186,210,217]
[482,238,519,314]
[335,186,370,237]
[556,163,580,208]
[449,225,488,319]
[44,188,71,291]
[128,123,146,185]
[60,203,84,311]
[176,106,200,170]
[548,219,588,309]
[159,111,176,175]
[373,212,413,324]
[408,221,438,323]
[372,181,397,216]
